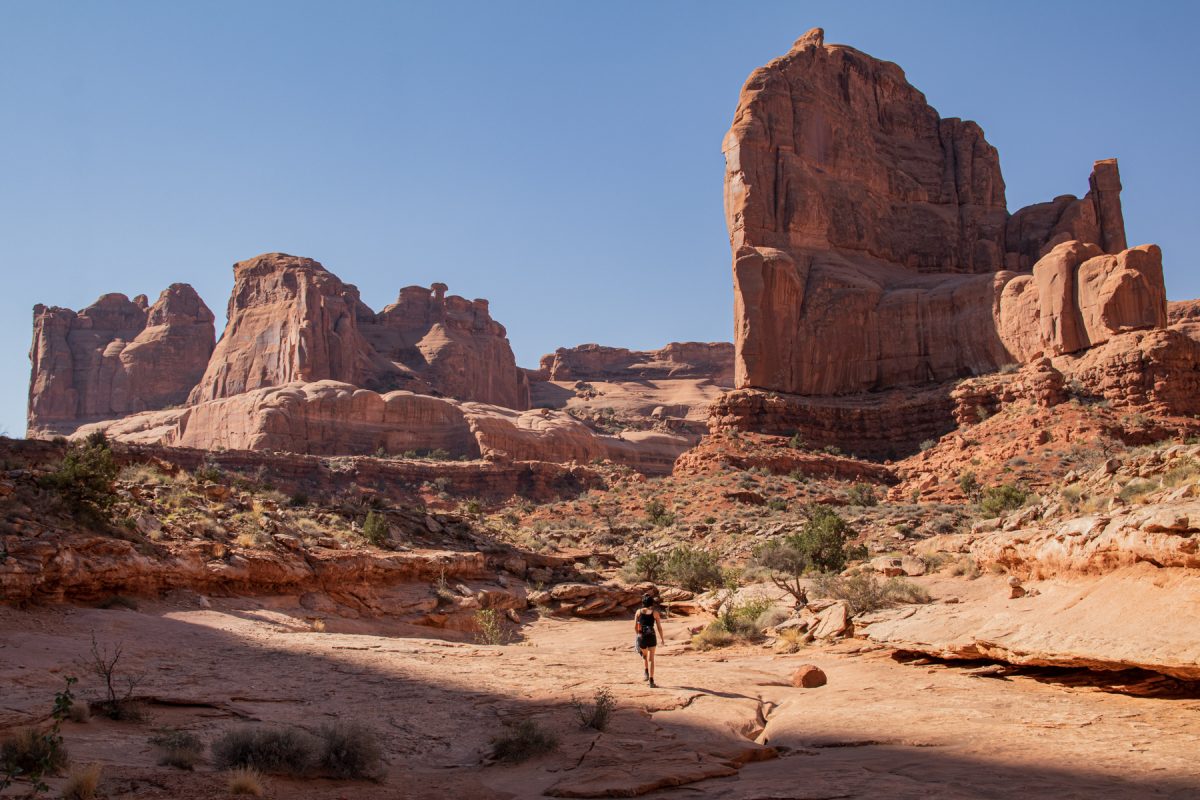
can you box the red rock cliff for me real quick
[27,285,215,436]
[725,29,1154,397]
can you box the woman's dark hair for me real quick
[641,594,654,608]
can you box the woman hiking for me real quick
[634,594,665,687]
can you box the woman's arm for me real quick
[654,609,665,639]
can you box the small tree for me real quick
[750,504,865,607]
[40,433,118,522]
[663,546,722,591]
[958,471,982,502]
[644,499,675,528]
[361,510,389,546]
[846,483,877,507]
[980,484,1028,516]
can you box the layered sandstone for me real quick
[724,29,1158,399]
[537,342,733,384]
[75,381,694,474]
[189,254,368,403]
[28,285,215,436]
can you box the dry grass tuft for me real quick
[226,766,266,796]
[61,762,102,799]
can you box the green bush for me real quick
[211,726,317,775]
[766,497,788,512]
[572,687,616,731]
[644,499,676,528]
[663,546,722,591]
[846,483,878,507]
[811,572,931,614]
[474,609,510,645]
[490,720,557,762]
[2,727,69,780]
[361,510,389,546]
[691,620,736,651]
[750,504,864,605]
[40,434,118,522]
[958,471,982,501]
[979,484,1028,516]
[719,597,774,638]
[625,551,664,582]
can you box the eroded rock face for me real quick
[537,342,734,384]
[361,284,530,409]
[75,381,694,474]
[28,285,215,436]
[189,254,370,404]
[725,29,1154,397]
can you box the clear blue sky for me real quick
[2,1,1197,436]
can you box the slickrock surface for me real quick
[28,285,214,436]
[724,28,1174,408]
[2,604,1197,798]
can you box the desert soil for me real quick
[2,591,1198,799]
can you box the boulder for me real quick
[811,600,852,639]
[790,664,827,688]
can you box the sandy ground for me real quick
[2,597,1199,799]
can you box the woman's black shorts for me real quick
[637,632,657,650]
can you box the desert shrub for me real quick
[690,620,736,651]
[644,499,676,528]
[226,766,265,796]
[919,439,936,452]
[948,555,982,579]
[288,492,309,507]
[86,634,144,721]
[811,572,931,614]
[361,510,389,546]
[958,471,982,501]
[61,762,102,799]
[766,496,788,512]
[788,432,806,449]
[150,729,204,770]
[490,720,557,763]
[846,483,877,507]
[719,597,774,638]
[750,505,864,606]
[40,434,118,522]
[624,551,664,583]
[1118,480,1157,504]
[1163,457,1200,487]
[315,722,383,780]
[211,726,318,775]
[774,627,810,653]
[663,546,722,591]
[193,454,225,484]
[1061,485,1083,507]
[463,498,484,516]
[979,484,1028,516]
[754,605,792,631]
[1,727,69,780]
[572,687,616,731]
[474,609,510,645]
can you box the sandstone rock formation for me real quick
[725,29,1161,399]
[27,285,215,436]
[75,381,694,474]
[30,253,533,444]
[536,342,733,384]
[190,253,530,410]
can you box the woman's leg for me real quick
[647,647,656,680]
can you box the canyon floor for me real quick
[3,578,1198,800]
